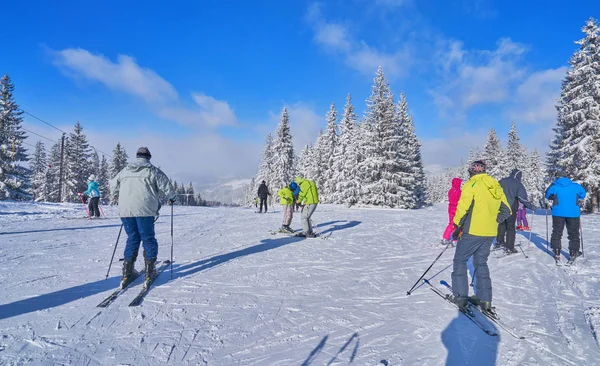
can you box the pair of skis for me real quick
[556,255,579,266]
[97,260,170,308]
[269,229,332,239]
[425,279,525,339]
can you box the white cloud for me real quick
[509,67,567,124]
[306,3,413,79]
[431,38,528,120]
[52,48,237,128]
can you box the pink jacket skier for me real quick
[443,178,463,242]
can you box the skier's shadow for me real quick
[527,231,570,259]
[0,276,120,320]
[168,236,304,280]
[442,313,500,365]
[302,332,361,365]
[318,220,361,235]
[0,224,122,236]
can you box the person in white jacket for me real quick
[110,147,176,288]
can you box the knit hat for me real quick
[88,174,96,181]
[136,147,152,159]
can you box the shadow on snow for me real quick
[302,332,365,366]
[442,312,499,365]
[0,224,122,236]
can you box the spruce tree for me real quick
[482,128,506,180]
[549,18,600,210]
[187,183,197,206]
[358,66,397,206]
[46,141,62,202]
[98,155,110,203]
[506,122,527,174]
[256,133,275,192]
[271,108,296,191]
[0,75,31,200]
[397,92,427,208]
[111,142,129,178]
[90,150,100,178]
[319,102,338,202]
[523,149,545,207]
[297,144,314,179]
[63,122,92,202]
[31,141,48,202]
[332,94,361,205]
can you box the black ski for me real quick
[128,260,170,307]
[566,255,579,266]
[97,270,144,308]
[440,280,525,339]
[269,230,331,239]
[423,279,498,337]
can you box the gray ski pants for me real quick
[301,204,317,234]
[451,233,494,302]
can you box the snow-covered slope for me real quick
[1,201,599,365]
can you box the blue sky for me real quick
[2,0,599,185]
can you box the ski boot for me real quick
[143,258,157,289]
[506,247,518,255]
[120,260,136,289]
[448,295,470,313]
[523,226,530,231]
[305,231,318,238]
[516,225,523,231]
[554,248,561,262]
[569,250,581,260]
[493,242,505,251]
[480,301,498,319]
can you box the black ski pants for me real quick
[497,211,517,250]
[88,197,101,218]
[551,216,580,254]
[259,197,268,213]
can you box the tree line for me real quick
[245,66,428,209]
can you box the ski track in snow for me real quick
[1,201,600,365]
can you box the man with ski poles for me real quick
[449,160,511,314]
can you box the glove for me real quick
[168,198,176,205]
[451,225,462,241]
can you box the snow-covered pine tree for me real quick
[297,144,313,179]
[186,183,197,206]
[110,142,128,179]
[332,94,361,206]
[506,122,527,174]
[46,141,62,202]
[0,75,31,200]
[270,108,296,192]
[482,128,506,180]
[549,18,600,211]
[244,177,256,206]
[319,102,338,202]
[98,155,110,203]
[256,133,275,193]
[358,66,397,206]
[308,131,325,184]
[31,141,48,202]
[397,92,427,208]
[62,122,92,202]
[523,149,545,207]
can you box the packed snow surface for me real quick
[1,201,600,365]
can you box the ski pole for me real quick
[78,193,90,219]
[105,224,123,279]
[526,209,534,253]
[406,244,450,295]
[99,204,106,218]
[545,207,549,253]
[580,220,584,257]
[170,203,174,279]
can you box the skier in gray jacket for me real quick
[110,147,176,288]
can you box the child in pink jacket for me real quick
[442,178,463,244]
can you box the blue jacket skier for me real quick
[83,175,101,218]
[545,174,586,260]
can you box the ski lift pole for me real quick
[105,224,123,279]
